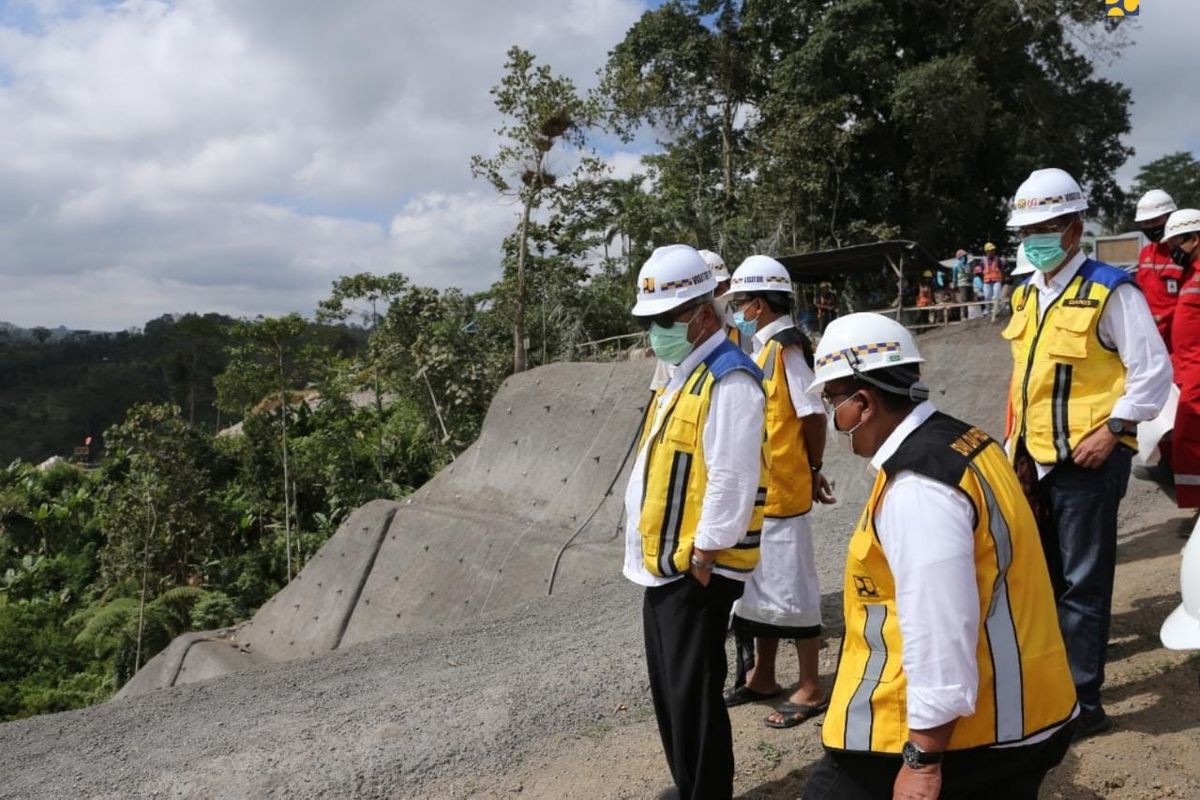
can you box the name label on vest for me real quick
[1061,298,1099,308]
[949,427,991,458]
[853,575,879,597]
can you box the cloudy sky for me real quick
[0,0,1197,331]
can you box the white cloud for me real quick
[0,0,645,330]
[3,0,1192,331]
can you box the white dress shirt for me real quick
[623,330,765,587]
[752,316,825,418]
[870,402,981,731]
[1021,252,1173,476]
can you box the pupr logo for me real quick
[1105,0,1139,16]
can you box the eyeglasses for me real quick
[821,391,859,417]
[1018,217,1077,238]
[638,301,704,331]
[726,296,757,313]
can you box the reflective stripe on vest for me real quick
[756,338,813,517]
[637,356,766,577]
[1002,265,1134,465]
[821,421,1076,754]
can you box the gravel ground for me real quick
[0,580,650,799]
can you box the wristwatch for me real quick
[901,741,943,769]
[1106,418,1136,436]
[690,553,714,571]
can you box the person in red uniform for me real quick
[1167,209,1200,521]
[1134,189,1182,351]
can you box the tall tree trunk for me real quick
[371,299,385,482]
[721,100,736,216]
[278,348,292,582]
[513,194,532,373]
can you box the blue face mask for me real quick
[732,309,758,340]
[1022,232,1069,273]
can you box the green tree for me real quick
[471,45,599,373]
[604,0,1134,259]
[215,314,310,581]
[317,273,412,481]
[1106,151,1200,231]
[601,0,764,221]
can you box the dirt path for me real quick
[422,479,1200,800]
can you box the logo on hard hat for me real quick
[1104,0,1138,16]
[641,277,656,294]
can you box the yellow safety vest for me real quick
[638,339,767,577]
[822,412,1076,754]
[756,328,813,518]
[1002,260,1136,465]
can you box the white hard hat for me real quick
[1164,208,1200,241]
[1161,527,1200,650]
[631,244,717,317]
[810,312,926,394]
[1006,168,1088,228]
[728,255,794,295]
[697,249,730,282]
[1135,189,1177,223]
[1011,242,1035,276]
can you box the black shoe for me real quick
[655,788,680,800]
[1072,709,1114,742]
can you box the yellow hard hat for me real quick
[984,242,996,252]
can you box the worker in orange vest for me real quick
[1135,189,1183,351]
[981,243,1004,315]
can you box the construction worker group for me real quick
[624,166,1181,800]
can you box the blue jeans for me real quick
[1037,446,1132,714]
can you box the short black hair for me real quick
[847,365,924,414]
[759,291,793,315]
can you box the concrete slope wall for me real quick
[118,321,1015,699]
[119,359,655,697]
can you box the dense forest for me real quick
[4,0,1189,721]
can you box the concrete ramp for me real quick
[118,320,1022,699]
[119,359,654,697]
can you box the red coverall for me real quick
[1170,256,1200,507]
[1136,241,1183,352]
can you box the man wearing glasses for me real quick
[803,312,1077,800]
[624,244,768,800]
[1002,168,1172,740]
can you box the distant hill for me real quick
[0,321,85,343]
[0,315,230,464]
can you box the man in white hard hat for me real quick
[1134,189,1181,351]
[625,244,767,800]
[802,312,1076,800]
[1003,168,1172,740]
[1164,209,1200,516]
[719,255,835,730]
[648,249,737,393]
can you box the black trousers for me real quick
[801,719,1075,800]
[644,573,744,800]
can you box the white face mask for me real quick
[827,393,866,448]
